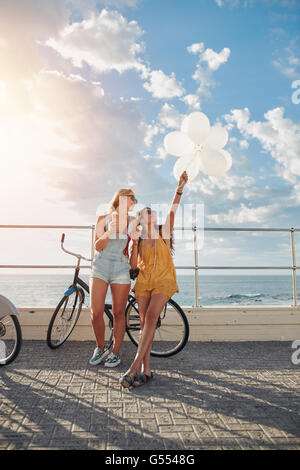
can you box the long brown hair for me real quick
[136,207,175,256]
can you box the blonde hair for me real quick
[107,188,134,213]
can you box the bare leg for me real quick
[125,294,169,376]
[141,340,153,376]
[136,295,151,373]
[141,296,169,376]
[89,277,108,348]
[110,283,131,356]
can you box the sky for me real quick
[0,0,300,275]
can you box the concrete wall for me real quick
[17,305,300,342]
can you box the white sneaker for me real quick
[89,346,110,365]
[104,352,121,368]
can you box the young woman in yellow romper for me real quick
[119,171,188,388]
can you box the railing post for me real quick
[193,225,198,307]
[91,225,95,266]
[290,227,298,307]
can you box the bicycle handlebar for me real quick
[60,233,92,262]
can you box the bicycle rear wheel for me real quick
[47,287,83,349]
[125,297,189,357]
[0,315,22,366]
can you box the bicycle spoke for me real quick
[126,298,189,357]
[47,289,83,348]
[0,315,21,365]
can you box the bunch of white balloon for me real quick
[163,111,232,181]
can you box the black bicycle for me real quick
[46,234,189,357]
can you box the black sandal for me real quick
[119,374,137,389]
[133,372,154,387]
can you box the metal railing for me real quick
[0,224,298,307]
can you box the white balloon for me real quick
[199,148,228,176]
[219,149,232,171]
[164,131,194,157]
[173,153,202,181]
[181,112,210,145]
[203,125,228,150]
[194,149,206,172]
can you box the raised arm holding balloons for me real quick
[164,111,232,181]
[161,170,188,242]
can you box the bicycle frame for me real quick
[61,233,91,301]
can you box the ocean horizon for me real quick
[0,273,298,308]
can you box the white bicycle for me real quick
[0,295,22,365]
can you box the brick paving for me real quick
[0,340,299,450]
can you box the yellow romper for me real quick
[133,234,179,299]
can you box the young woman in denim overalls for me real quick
[89,189,137,367]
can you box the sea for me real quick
[0,274,298,308]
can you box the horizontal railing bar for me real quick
[0,225,93,229]
[197,227,300,232]
[0,265,298,270]
[0,265,92,269]
[177,266,298,269]
[0,225,299,232]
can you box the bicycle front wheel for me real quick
[125,297,189,357]
[47,287,83,349]
[0,314,22,366]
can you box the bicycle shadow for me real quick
[0,340,183,450]
[0,340,299,450]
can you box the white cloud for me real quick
[43,7,186,101]
[45,9,147,75]
[207,202,280,225]
[189,172,256,199]
[187,42,205,55]
[185,162,296,226]
[0,0,187,222]
[272,38,300,79]
[187,42,231,96]
[223,106,300,204]
[157,103,184,129]
[181,93,201,110]
[143,123,161,147]
[143,69,185,99]
[239,139,249,149]
[215,0,248,6]
[30,70,171,214]
[71,0,141,8]
[154,145,168,162]
[216,0,298,7]
[200,47,231,71]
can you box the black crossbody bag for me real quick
[129,268,139,280]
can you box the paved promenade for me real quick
[0,340,299,450]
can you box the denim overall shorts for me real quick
[90,214,132,285]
